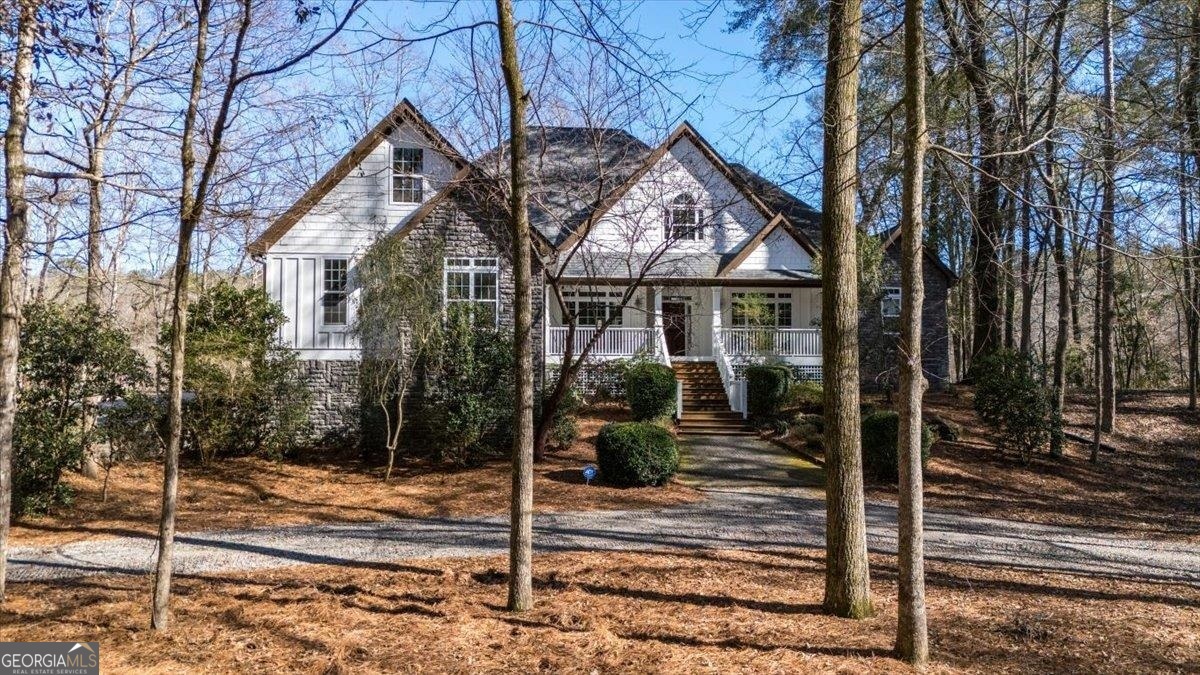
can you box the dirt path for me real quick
[10,436,1200,585]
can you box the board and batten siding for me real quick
[263,120,458,359]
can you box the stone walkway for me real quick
[9,436,1200,585]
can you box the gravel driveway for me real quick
[10,436,1200,584]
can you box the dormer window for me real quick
[392,147,424,203]
[666,193,704,241]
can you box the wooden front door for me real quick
[662,302,688,356]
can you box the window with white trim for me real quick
[391,147,424,203]
[665,192,704,241]
[730,292,792,327]
[881,287,902,318]
[562,289,624,326]
[444,257,499,325]
[322,258,349,326]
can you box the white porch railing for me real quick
[713,329,747,418]
[723,328,821,357]
[547,326,653,359]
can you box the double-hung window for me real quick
[730,292,793,327]
[563,289,624,326]
[665,193,704,241]
[322,258,349,326]
[881,287,902,318]
[392,147,424,203]
[444,257,499,325]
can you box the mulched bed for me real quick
[3,548,1195,673]
[12,406,700,548]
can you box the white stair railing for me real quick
[713,328,747,418]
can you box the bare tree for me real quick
[0,0,39,604]
[895,0,927,661]
[1098,0,1118,432]
[495,0,535,612]
[821,0,873,620]
[151,0,362,629]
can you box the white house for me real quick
[250,100,954,438]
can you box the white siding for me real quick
[263,119,458,359]
[577,137,770,260]
[737,228,812,272]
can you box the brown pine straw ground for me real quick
[853,390,1200,543]
[2,548,1196,673]
[12,407,700,548]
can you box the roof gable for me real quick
[249,99,467,256]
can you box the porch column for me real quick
[711,287,722,353]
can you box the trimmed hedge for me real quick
[623,362,677,421]
[745,365,790,419]
[861,410,933,483]
[596,422,680,487]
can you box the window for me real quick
[563,289,624,326]
[881,287,902,318]
[731,292,792,327]
[665,193,704,241]
[322,258,348,326]
[444,257,499,325]
[391,147,424,203]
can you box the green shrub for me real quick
[595,422,679,486]
[623,362,676,421]
[787,379,823,413]
[541,386,582,450]
[412,310,515,465]
[861,410,933,483]
[169,283,310,462]
[16,302,149,515]
[973,350,1058,462]
[924,414,961,442]
[745,365,790,419]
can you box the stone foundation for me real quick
[297,359,361,443]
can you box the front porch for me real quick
[544,285,823,416]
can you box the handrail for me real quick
[547,326,652,358]
[713,328,746,418]
[723,327,821,357]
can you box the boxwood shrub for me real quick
[861,410,933,483]
[595,422,680,486]
[745,365,791,419]
[623,362,677,421]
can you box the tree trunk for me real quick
[1042,0,1070,456]
[86,143,106,310]
[895,0,928,662]
[1098,0,1117,432]
[821,0,872,620]
[152,0,213,630]
[496,0,535,613]
[1183,0,1200,411]
[0,0,38,605]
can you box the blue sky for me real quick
[363,0,821,201]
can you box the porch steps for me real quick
[673,363,755,437]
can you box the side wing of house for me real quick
[252,101,463,360]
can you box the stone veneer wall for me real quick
[296,359,362,443]
[858,248,953,390]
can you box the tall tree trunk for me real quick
[151,0,213,629]
[1098,0,1118,432]
[1018,176,1034,357]
[0,0,38,605]
[1042,0,1070,456]
[821,0,872,620]
[1183,0,1200,411]
[86,143,106,310]
[496,0,535,613]
[895,0,928,662]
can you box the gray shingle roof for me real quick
[728,163,823,248]
[478,126,654,245]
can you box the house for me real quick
[249,100,955,439]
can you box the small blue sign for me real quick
[582,464,598,485]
